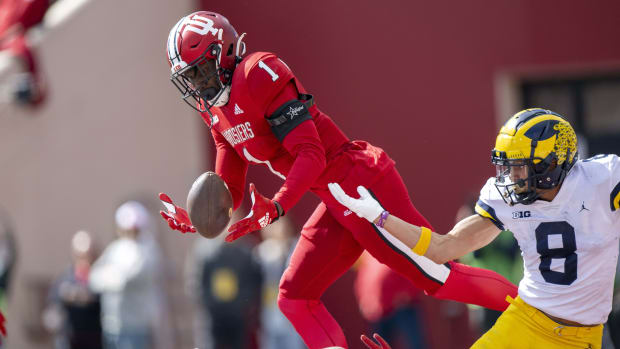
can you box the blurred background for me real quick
[0,0,619,348]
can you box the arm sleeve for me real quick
[212,129,248,210]
[267,82,326,213]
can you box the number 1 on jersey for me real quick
[258,61,279,81]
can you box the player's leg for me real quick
[278,202,363,349]
[472,296,603,349]
[431,261,517,311]
[326,166,517,311]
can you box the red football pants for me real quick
[278,166,517,348]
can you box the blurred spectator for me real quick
[0,208,16,348]
[604,259,620,348]
[89,201,165,349]
[0,208,17,311]
[43,230,103,349]
[0,0,52,107]
[185,232,263,349]
[254,217,304,349]
[355,251,428,349]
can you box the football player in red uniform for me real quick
[159,11,517,348]
[0,0,50,106]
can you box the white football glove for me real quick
[328,183,384,223]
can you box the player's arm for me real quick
[244,55,326,214]
[328,184,502,264]
[212,128,248,210]
[382,212,501,264]
[267,82,326,213]
[225,57,325,242]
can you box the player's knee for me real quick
[278,275,303,301]
[277,291,318,316]
[277,292,297,317]
[278,292,287,314]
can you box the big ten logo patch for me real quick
[512,211,531,219]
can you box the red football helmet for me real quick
[166,11,246,114]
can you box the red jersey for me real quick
[203,52,394,212]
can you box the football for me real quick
[186,171,233,239]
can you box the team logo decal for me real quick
[234,104,244,115]
[512,211,531,219]
[185,15,219,36]
[286,105,305,119]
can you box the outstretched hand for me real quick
[361,333,392,349]
[159,192,196,234]
[225,183,278,242]
[328,183,384,223]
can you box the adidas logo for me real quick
[258,214,269,227]
[211,115,219,125]
[343,209,353,216]
[234,104,244,115]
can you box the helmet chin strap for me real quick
[208,85,231,107]
[199,32,244,110]
[199,42,232,108]
[199,84,230,108]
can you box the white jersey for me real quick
[476,154,620,325]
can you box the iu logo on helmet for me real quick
[185,15,219,36]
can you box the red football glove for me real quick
[226,183,278,242]
[159,192,196,234]
[361,333,392,349]
[0,309,6,340]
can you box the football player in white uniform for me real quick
[328,108,620,349]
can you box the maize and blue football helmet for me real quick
[492,108,578,205]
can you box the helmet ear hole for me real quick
[226,43,233,56]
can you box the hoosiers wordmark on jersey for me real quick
[221,122,255,146]
[199,51,393,212]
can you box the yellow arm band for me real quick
[412,226,432,256]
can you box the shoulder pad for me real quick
[241,53,294,111]
[476,177,506,230]
[579,155,620,212]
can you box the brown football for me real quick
[186,172,233,239]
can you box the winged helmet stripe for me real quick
[167,17,186,67]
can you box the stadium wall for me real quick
[0,0,201,347]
